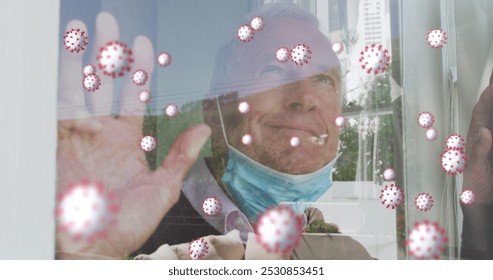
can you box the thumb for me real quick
[469,127,492,169]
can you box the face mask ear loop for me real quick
[216,96,230,147]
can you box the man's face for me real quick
[221,17,341,174]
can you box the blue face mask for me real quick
[221,145,339,222]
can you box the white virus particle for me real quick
[380,184,405,209]
[97,40,133,78]
[189,238,209,260]
[138,90,151,103]
[201,196,222,216]
[164,104,179,118]
[237,25,255,43]
[157,51,172,67]
[446,133,465,150]
[63,28,88,53]
[242,134,253,146]
[250,16,265,31]
[290,136,301,147]
[276,47,290,63]
[460,189,476,205]
[238,101,250,114]
[83,64,96,76]
[441,148,467,175]
[55,180,118,242]
[132,69,148,86]
[405,220,447,260]
[426,127,439,141]
[415,193,434,212]
[383,168,396,181]
[291,43,312,66]
[359,44,390,74]
[140,135,157,152]
[254,205,304,254]
[332,41,345,54]
[418,112,435,129]
[427,29,448,48]
[335,116,347,128]
[83,74,101,92]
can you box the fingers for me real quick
[466,83,493,147]
[468,127,493,169]
[87,12,120,116]
[119,36,155,117]
[58,20,88,121]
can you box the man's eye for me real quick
[314,75,333,85]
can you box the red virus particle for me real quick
[189,238,209,260]
[157,51,172,67]
[254,205,304,254]
[460,189,475,205]
[415,193,434,212]
[332,41,345,54]
[380,184,405,209]
[238,101,250,114]
[138,89,151,103]
[132,69,148,86]
[417,112,435,129]
[250,16,265,32]
[441,148,467,175]
[63,28,88,53]
[335,116,347,128]
[383,167,396,181]
[164,104,179,118]
[237,25,255,42]
[55,180,118,242]
[140,135,157,152]
[276,47,290,63]
[427,29,448,48]
[83,74,101,92]
[242,134,253,146]
[359,44,390,74]
[291,43,312,66]
[201,196,222,216]
[97,40,133,78]
[83,64,96,76]
[426,127,438,141]
[405,220,447,260]
[446,134,465,150]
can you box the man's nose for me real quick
[283,78,318,112]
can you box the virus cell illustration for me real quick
[97,40,133,78]
[380,184,405,209]
[164,104,179,118]
[276,47,290,63]
[157,51,172,67]
[242,134,253,145]
[238,101,250,114]
[427,29,448,48]
[446,134,465,150]
[415,193,434,212]
[426,127,439,141]
[83,64,96,76]
[460,189,475,205]
[189,238,209,260]
[291,43,312,66]
[254,205,304,254]
[441,148,467,175]
[359,44,390,74]
[202,196,223,216]
[332,41,345,54]
[83,74,101,92]
[63,28,88,53]
[55,180,118,242]
[140,135,157,152]
[290,136,301,147]
[237,25,255,43]
[131,69,148,86]
[417,112,435,129]
[405,220,447,260]
[383,168,396,181]
[335,116,347,128]
[138,90,151,103]
[250,16,265,31]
